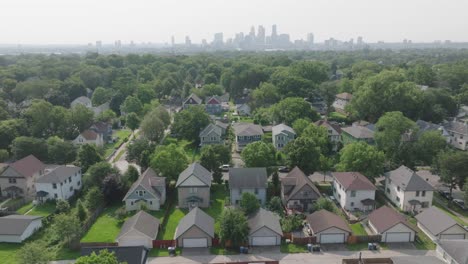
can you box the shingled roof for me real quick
[229,168,267,189]
[0,215,42,235]
[117,211,160,240]
[332,172,376,191]
[444,120,468,135]
[123,168,165,200]
[233,123,264,137]
[306,209,351,234]
[272,124,295,136]
[199,123,222,137]
[368,206,416,233]
[342,126,374,139]
[385,165,434,192]
[175,163,212,187]
[336,92,353,100]
[248,208,283,236]
[282,167,321,201]
[36,165,81,184]
[3,155,45,178]
[80,129,99,140]
[315,120,342,134]
[174,207,214,239]
[415,206,463,236]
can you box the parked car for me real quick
[278,166,290,173]
[453,199,467,210]
[220,164,230,172]
[438,190,452,200]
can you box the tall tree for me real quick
[150,144,188,181]
[10,136,48,161]
[271,97,319,125]
[126,112,140,131]
[140,114,165,142]
[284,137,321,175]
[434,151,468,196]
[77,144,103,172]
[52,213,81,246]
[337,142,385,180]
[47,136,77,164]
[200,144,231,183]
[172,106,210,142]
[414,131,447,165]
[241,141,276,168]
[75,250,123,264]
[70,104,95,133]
[18,241,55,264]
[219,208,249,247]
[83,161,116,189]
[239,192,260,215]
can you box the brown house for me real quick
[0,155,45,199]
[176,163,212,209]
[281,167,321,212]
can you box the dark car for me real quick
[453,199,467,210]
[438,190,452,200]
[278,166,290,173]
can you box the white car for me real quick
[220,164,230,171]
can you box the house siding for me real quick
[200,130,223,146]
[230,188,266,206]
[272,131,295,150]
[176,226,212,247]
[178,186,210,208]
[332,181,375,211]
[0,167,42,199]
[235,135,262,152]
[385,178,432,212]
[35,171,82,201]
[249,226,281,246]
[436,244,462,264]
[418,223,467,240]
[0,219,43,243]
[124,185,164,211]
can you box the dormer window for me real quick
[8,178,16,184]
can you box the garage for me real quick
[440,234,466,240]
[182,238,208,248]
[385,232,411,242]
[320,234,345,244]
[251,236,277,246]
[118,237,151,248]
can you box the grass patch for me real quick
[210,246,239,255]
[350,223,368,235]
[16,202,34,214]
[55,246,81,260]
[204,184,228,234]
[407,217,436,250]
[0,243,21,264]
[162,137,200,162]
[27,202,56,217]
[149,247,182,257]
[158,207,187,240]
[280,243,309,253]
[2,198,23,208]
[114,129,132,146]
[346,243,388,251]
[316,184,333,196]
[81,205,123,243]
[112,149,125,162]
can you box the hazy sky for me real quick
[2,0,467,44]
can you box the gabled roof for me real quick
[281,167,321,200]
[206,96,221,105]
[437,240,468,264]
[123,168,166,200]
[306,209,351,233]
[90,121,111,133]
[215,120,229,130]
[175,163,212,187]
[415,206,463,236]
[416,120,447,135]
[315,120,342,134]
[443,120,468,136]
[36,165,81,184]
[332,172,376,191]
[174,207,214,239]
[199,123,222,137]
[385,165,434,192]
[229,168,267,189]
[117,211,160,240]
[342,125,374,139]
[81,246,148,264]
[248,208,283,236]
[71,96,91,106]
[0,215,42,235]
[336,92,353,100]
[368,206,417,233]
[232,123,263,136]
[272,124,296,136]
[184,93,202,105]
[3,155,45,178]
[80,129,99,140]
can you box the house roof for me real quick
[0,215,42,235]
[81,246,148,264]
[332,172,377,191]
[71,96,91,106]
[233,123,263,137]
[184,93,202,105]
[174,207,214,239]
[175,163,212,187]
[416,120,447,135]
[368,206,417,233]
[443,120,468,136]
[36,165,81,184]
[80,129,99,140]
[248,208,283,236]
[315,120,342,134]
[385,165,434,192]
[415,206,462,236]
[336,92,353,100]
[206,96,221,105]
[215,120,229,130]
[272,124,296,136]
[117,211,160,240]
[281,167,321,200]
[4,155,45,178]
[342,126,374,139]
[123,168,165,200]
[229,168,267,189]
[306,209,351,233]
[90,121,111,133]
[199,123,222,137]
[437,240,468,264]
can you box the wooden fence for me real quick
[152,240,176,248]
[291,236,316,245]
[80,242,118,248]
[347,235,382,244]
[212,238,220,247]
[76,205,105,249]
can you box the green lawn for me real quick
[0,243,21,264]
[16,202,34,214]
[210,246,239,255]
[280,243,309,253]
[346,243,388,251]
[163,137,200,162]
[55,246,81,260]
[26,202,56,217]
[81,205,123,243]
[158,207,187,240]
[149,248,182,257]
[316,184,333,195]
[103,129,132,158]
[407,218,436,250]
[350,223,368,235]
[204,184,228,234]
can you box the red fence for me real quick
[291,236,317,245]
[347,235,382,244]
[212,238,220,247]
[152,240,176,248]
[80,242,118,248]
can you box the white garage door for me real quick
[183,238,208,248]
[320,234,345,244]
[118,237,151,248]
[251,236,277,246]
[385,232,410,242]
[440,234,466,240]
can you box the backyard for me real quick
[158,206,187,240]
[349,223,368,235]
[203,184,228,234]
[103,129,132,158]
[162,136,200,162]
[0,243,21,264]
[17,201,56,216]
[80,205,123,243]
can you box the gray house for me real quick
[174,207,214,248]
[116,210,160,248]
[176,163,212,209]
[89,122,113,143]
[233,123,264,152]
[205,96,222,115]
[436,240,468,264]
[122,168,166,211]
[281,167,321,212]
[415,206,467,240]
[272,124,296,150]
[229,168,267,206]
[183,93,203,109]
[215,121,229,135]
[0,215,42,243]
[248,208,283,246]
[199,123,223,147]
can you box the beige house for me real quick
[73,129,104,147]
[174,208,214,248]
[176,163,212,209]
[368,206,417,243]
[306,209,352,244]
[415,206,467,240]
[0,155,45,199]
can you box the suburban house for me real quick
[0,215,42,243]
[416,120,450,141]
[229,168,267,206]
[176,163,212,209]
[332,92,352,114]
[199,123,223,147]
[70,96,92,108]
[306,209,352,244]
[436,240,468,264]
[92,102,110,116]
[368,206,417,243]
[81,246,148,264]
[233,123,264,152]
[205,96,222,115]
[89,121,113,143]
[281,167,321,212]
[384,165,434,212]
[116,211,160,248]
[214,121,229,135]
[443,120,468,151]
[248,208,283,246]
[182,93,203,109]
[332,172,377,212]
[123,168,166,211]
[174,207,214,248]
[35,165,82,201]
[236,103,251,116]
[0,155,45,199]
[272,124,296,150]
[73,129,104,147]
[315,120,342,151]
[415,206,467,240]
[341,125,375,145]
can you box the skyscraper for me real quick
[271,24,278,39]
[307,33,314,45]
[213,33,224,47]
[257,25,265,44]
[171,36,175,46]
[185,36,191,46]
[249,26,256,39]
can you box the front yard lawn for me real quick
[0,243,21,264]
[350,223,368,235]
[27,202,56,217]
[149,247,182,257]
[158,207,186,240]
[204,184,228,234]
[210,246,239,255]
[407,217,436,250]
[81,205,122,243]
[16,202,34,214]
[280,243,309,253]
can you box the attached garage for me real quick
[118,236,152,248]
[384,232,411,243]
[251,236,278,246]
[182,238,208,248]
[248,209,283,246]
[174,208,214,248]
[320,234,345,244]
[416,207,468,241]
[306,210,352,244]
[368,206,416,243]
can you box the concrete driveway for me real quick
[248,246,281,254]
[320,244,348,251]
[182,248,210,256]
[385,243,416,250]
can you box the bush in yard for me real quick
[281,214,304,233]
[18,240,55,264]
[52,213,81,246]
[219,208,249,247]
[85,187,104,211]
[313,197,337,213]
[115,207,127,223]
[76,199,88,222]
[268,197,284,217]
[239,192,260,215]
[55,199,70,213]
[75,249,122,264]
[123,165,140,188]
[102,173,126,203]
[83,161,116,189]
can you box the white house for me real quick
[384,165,434,213]
[0,215,42,243]
[272,124,296,150]
[315,120,342,151]
[415,206,467,240]
[73,130,104,147]
[123,168,166,212]
[35,165,82,201]
[368,206,417,243]
[443,120,468,151]
[436,240,468,264]
[332,92,352,114]
[332,172,377,212]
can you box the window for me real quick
[350,191,356,197]
[397,186,400,191]
[150,201,153,205]
[416,191,420,197]
[68,177,71,183]
[238,189,242,195]
[254,188,258,194]
[422,202,429,208]
[138,190,144,196]
[350,202,354,206]
[52,183,57,189]
[54,194,58,198]
[77,181,81,186]
[422,191,426,197]
[8,178,16,184]
[396,197,400,202]
[69,186,73,191]
[386,188,390,194]
[131,201,134,205]
[190,187,197,194]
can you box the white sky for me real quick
[1,0,467,44]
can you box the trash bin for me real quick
[168,246,176,256]
[307,243,312,252]
[312,245,320,252]
[240,246,244,253]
